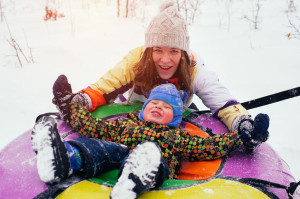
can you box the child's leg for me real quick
[68,136,129,179]
[110,142,170,199]
[32,116,129,184]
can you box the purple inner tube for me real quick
[0,115,296,198]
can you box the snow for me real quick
[0,0,300,184]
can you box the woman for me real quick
[53,1,268,152]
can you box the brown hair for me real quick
[133,47,194,96]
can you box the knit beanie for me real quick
[145,0,190,54]
[138,83,188,128]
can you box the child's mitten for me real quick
[239,113,270,153]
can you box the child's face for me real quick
[143,99,174,124]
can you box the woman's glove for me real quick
[233,113,270,153]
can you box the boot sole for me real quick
[31,116,71,184]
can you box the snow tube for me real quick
[0,103,297,199]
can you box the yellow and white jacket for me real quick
[83,46,249,132]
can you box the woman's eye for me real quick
[171,50,180,54]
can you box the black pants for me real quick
[68,136,170,189]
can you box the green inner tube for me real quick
[91,102,194,119]
[91,170,198,189]
[90,102,198,189]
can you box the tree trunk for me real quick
[126,0,129,18]
[176,0,180,11]
[0,0,3,22]
[117,0,120,17]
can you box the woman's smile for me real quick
[152,47,181,80]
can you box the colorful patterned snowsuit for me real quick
[69,104,242,179]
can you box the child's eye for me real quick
[164,105,172,109]
[151,101,158,105]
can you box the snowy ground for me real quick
[0,0,300,183]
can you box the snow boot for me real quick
[52,74,74,121]
[31,116,72,185]
[110,142,162,199]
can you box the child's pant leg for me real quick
[68,136,129,179]
[154,158,171,189]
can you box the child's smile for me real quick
[143,100,174,124]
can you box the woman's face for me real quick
[152,47,181,80]
[143,99,174,124]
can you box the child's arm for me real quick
[179,131,242,161]
[69,104,123,141]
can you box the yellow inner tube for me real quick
[57,178,269,198]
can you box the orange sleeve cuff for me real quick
[82,88,106,111]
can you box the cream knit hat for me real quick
[145,0,190,53]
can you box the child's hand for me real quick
[71,93,90,108]
[239,114,270,153]
[52,75,92,121]
[52,75,74,121]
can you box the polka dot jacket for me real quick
[69,104,242,179]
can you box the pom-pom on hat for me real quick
[139,83,188,128]
[145,0,190,54]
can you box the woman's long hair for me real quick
[133,47,194,96]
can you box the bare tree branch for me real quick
[243,0,261,30]
[23,29,34,63]
[178,0,205,25]
[6,38,23,67]
[4,16,23,66]
[287,14,300,39]
[287,0,297,13]
[4,16,35,67]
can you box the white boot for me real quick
[31,116,71,184]
[110,142,162,199]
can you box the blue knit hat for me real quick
[138,84,188,128]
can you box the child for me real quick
[32,82,269,199]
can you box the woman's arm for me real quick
[191,53,250,131]
[82,46,145,111]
